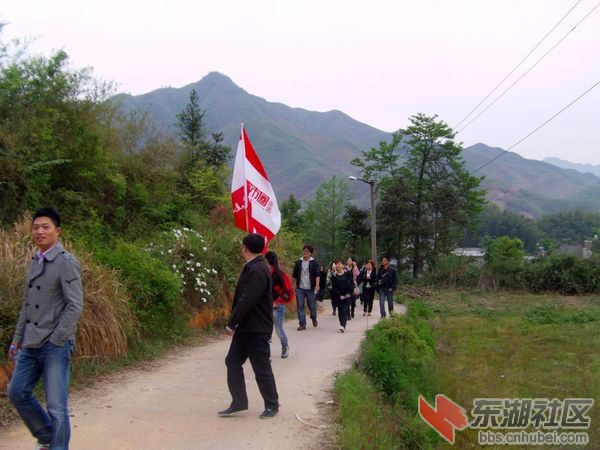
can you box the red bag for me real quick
[280,272,295,303]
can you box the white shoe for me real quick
[339,326,345,333]
[35,444,50,450]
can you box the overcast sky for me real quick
[2,0,599,165]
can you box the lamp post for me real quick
[348,176,377,264]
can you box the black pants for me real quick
[363,288,375,313]
[225,332,279,410]
[338,300,350,328]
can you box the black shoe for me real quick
[312,318,318,327]
[218,406,248,417]
[297,324,306,331]
[332,310,336,316]
[259,408,279,419]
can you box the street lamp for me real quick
[348,176,377,265]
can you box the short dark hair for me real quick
[243,233,265,254]
[33,207,61,228]
[303,245,314,254]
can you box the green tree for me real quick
[175,89,231,169]
[175,89,206,155]
[174,89,231,213]
[280,194,304,233]
[462,204,540,253]
[482,236,525,288]
[537,210,600,245]
[350,133,404,183]
[343,204,370,261]
[303,176,352,263]
[353,113,485,277]
[0,48,122,226]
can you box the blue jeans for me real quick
[379,289,394,318]
[273,305,288,349]
[8,340,74,450]
[296,288,317,326]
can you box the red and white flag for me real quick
[231,125,281,246]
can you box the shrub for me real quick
[360,304,436,410]
[523,255,600,294]
[482,236,525,288]
[425,254,482,288]
[525,304,599,324]
[96,239,186,338]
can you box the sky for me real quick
[2,0,600,165]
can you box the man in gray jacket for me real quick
[8,207,84,450]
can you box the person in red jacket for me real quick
[265,251,290,359]
[218,233,280,419]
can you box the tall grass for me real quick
[0,214,137,391]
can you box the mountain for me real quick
[543,157,600,177]
[115,72,600,217]
[115,72,389,201]
[463,144,600,217]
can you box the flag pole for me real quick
[241,123,249,232]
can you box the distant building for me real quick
[451,247,485,266]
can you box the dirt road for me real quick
[0,302,405,449]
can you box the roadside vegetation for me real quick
[333,290,599,449]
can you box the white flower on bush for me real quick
[147,227,218,302]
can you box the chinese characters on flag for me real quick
[231,125,281,247]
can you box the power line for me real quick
[472,77,600,174]
[458,0,600,134]
[454,0,583,130]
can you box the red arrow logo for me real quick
[419,395,469,444]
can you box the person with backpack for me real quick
[265,251,291,359]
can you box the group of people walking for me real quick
[328,255,398,332]
[7,216,398,448]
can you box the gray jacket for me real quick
[13,242,84,348]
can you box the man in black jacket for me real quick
[377,256,398,318]
[218,233,280,419]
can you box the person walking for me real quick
[219,233,279,419]
[377,256,398,318]
[326,261,337,316]
[265,251,290,359]
[8,207,84,450]
[345,257,360,319]
[291,245,320,330]
[357,260,377,316]
[316,263,327,303]
[330,259,354,333]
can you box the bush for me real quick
[425,254,482,288]
[95,239,186,338]
[525,304,599,324]
[482,236,525,288]
[360,303,436,410]
[523,255,600,294]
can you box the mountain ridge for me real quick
[115,72,600,217]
